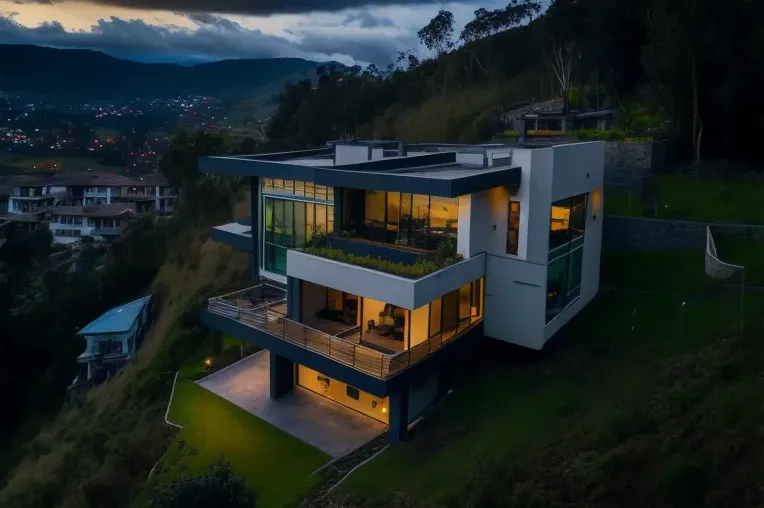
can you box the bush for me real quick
[153,459,256,508]
[301,245,461,279]
[503,129,520,138]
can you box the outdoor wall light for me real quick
[204,357,212,367]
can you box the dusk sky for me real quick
[0,0,548,67]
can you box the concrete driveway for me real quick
[197,350,387,457]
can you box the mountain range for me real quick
[0,44,322,101]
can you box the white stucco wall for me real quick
[335,145,370,165]
[476,142,605,350]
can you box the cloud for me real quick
[0,10,417,65]
[343,10,393,28]
[9,0,470,16]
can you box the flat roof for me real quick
[51,204,135,217]
[200,149,521,198]
[79,295,151,335]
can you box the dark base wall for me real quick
[604,216,764,250]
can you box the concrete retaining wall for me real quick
[604,215,764,250]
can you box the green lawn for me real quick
[605,175,764,224]
[339,248,764,503]
[151,337,329,508]
[158,381,328,508]
[604,186,644,216]
[714,237,764,286]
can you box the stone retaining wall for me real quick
[604,216,764,250]
[603,139,675,186]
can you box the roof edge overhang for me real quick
[200,152,521,198]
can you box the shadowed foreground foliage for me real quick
[154,460,256,508]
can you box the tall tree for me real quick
[546,41,577,117]
[417,9,455,57]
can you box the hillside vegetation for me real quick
[0,132,252,508]
[265,0,764,163]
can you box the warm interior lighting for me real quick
[381,407,387,414]
[591,188,603,213]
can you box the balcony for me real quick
[93,228,122,236]
[287,249,485,310]
[205,283,481,379]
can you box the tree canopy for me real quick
[264,0,764,163]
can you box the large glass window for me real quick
[361,191,458,250]
[546,193,587,323]
[263,197,335,275]
[263,179,333,202]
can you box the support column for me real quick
[286,276,301,321]
[333,187,342,234]
[269,353,294,399]
[388,386,410,442]
[250,176,260,281]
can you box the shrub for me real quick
[153,459,256,508]
[574,128,653,142]
[301,246,460,279]
[502,129,520,138]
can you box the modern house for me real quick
[74,295,152,383]
[48,203,136,244]
[200,140,605,441]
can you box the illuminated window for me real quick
[364,190,386,226]
[546,193,587,323]
[507,200,520,255]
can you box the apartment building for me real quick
[201,140,605,441]
[49,203,136,244]
[0,172,178,242]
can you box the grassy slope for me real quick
[370,70,540,143]
[338,248,764,506]
[605,175,764,224]
[0,220,251,508]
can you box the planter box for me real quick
[287,250,486,310]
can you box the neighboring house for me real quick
[0,175,67,220]
[48,204,136,244]
[0,171,178,239]
[199,139,604,441]
[48,172,137,206]
[75,295,152,383]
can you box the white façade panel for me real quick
[334,145,370,165]
[483,255,546,349]
[551,142,605,202]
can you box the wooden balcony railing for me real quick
[206,284,479,379]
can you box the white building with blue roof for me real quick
[76,295,152,382]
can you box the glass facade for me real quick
[262,179,334,275]
[546,194,587,323]
[360,191,458,250]
[263,178,334,202]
